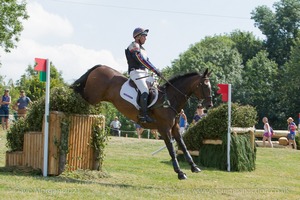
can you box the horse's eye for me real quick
[204,80,210,86]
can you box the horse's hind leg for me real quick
[174,136,201,173]
[163,138,187,180]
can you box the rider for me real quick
[125,27,161,123]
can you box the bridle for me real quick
[156,74,211,114]
[166,74,211,102]
[195,77,212,103]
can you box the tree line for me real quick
[163,0,300,129]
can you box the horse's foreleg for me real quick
[164,139,187,180]
[175,137,201,173]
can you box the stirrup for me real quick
[138,115,155,123]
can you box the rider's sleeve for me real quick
[129,43,159,74]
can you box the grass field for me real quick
[0,129,300,200]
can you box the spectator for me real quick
[151,129,159,140]
[287,117,297,149]
[110,116,122,136]
[179,109,187,135]
[15,90,31,119]
[135,123,144,139]
[0,89,11,130]
[262,117,273,148]
[192,104,207,125]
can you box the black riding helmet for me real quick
[133,27,149,38]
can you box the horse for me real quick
[72,65,213,180]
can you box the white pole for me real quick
[43,59,50,177]
[227,84,232,172]
[151,139,176,155]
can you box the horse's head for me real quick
[194,69,213,108]
[163,70,213,110]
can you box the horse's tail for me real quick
[71,65,102,98]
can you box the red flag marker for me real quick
[34,58,47,72]
[217,84,229,102]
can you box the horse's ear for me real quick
[207,70,212,77]
[203,68,211,77]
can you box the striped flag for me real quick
[34,58,47,82]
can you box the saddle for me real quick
[120,77,158,109]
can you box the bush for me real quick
[6,86,103,151]
[296,134,300,150]
[184,103,257,150]
[6,118,28,151]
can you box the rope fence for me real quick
[110,127,158,139]
[0,114,18,121]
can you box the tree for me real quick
[167,35,243,121]
[229,30,264,66]
[170,35,243,99]
[279,36,300,125]
[251,0,300,67]
[233,50,279,128]
[0,0,28,53]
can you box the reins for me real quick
[151,73,210,115]
[159,75,189,100]
[152,74,197,115]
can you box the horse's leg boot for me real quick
[138,92,155,123]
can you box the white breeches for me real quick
[130,69,149,94]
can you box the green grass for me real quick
[0,129,300,199]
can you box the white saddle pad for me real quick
[120,79,158,109]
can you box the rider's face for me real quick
[137,35,147,45]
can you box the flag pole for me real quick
[43,59,50,177]
[227,84,232,172]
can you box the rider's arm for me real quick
[129,43,160,75]
[133,51,159,74]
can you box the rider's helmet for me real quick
[133,27,149,38]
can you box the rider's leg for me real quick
[139,92,154,123]
[130,70,154,123]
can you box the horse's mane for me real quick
[71,65,102,96]
[164,72,200,87]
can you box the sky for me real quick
[0,0,277,84]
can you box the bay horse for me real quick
[72,65,213,180]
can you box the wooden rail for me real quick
[254,129,289,139]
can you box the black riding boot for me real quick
[139,92,155,123]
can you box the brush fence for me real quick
[177,127,255,156]
[6,111,105,175]
[177,127,256,171]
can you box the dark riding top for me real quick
[125,41,159,74]
[1,95,10,110]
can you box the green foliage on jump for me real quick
[182,103,257,171]
[91,119,109,171]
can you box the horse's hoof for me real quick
[191,166,201,173]
[178,172,187,180]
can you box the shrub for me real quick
[184,103,257,150]
[6,86,103,151]
[6,118,28,151]
[296,134,300,150]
